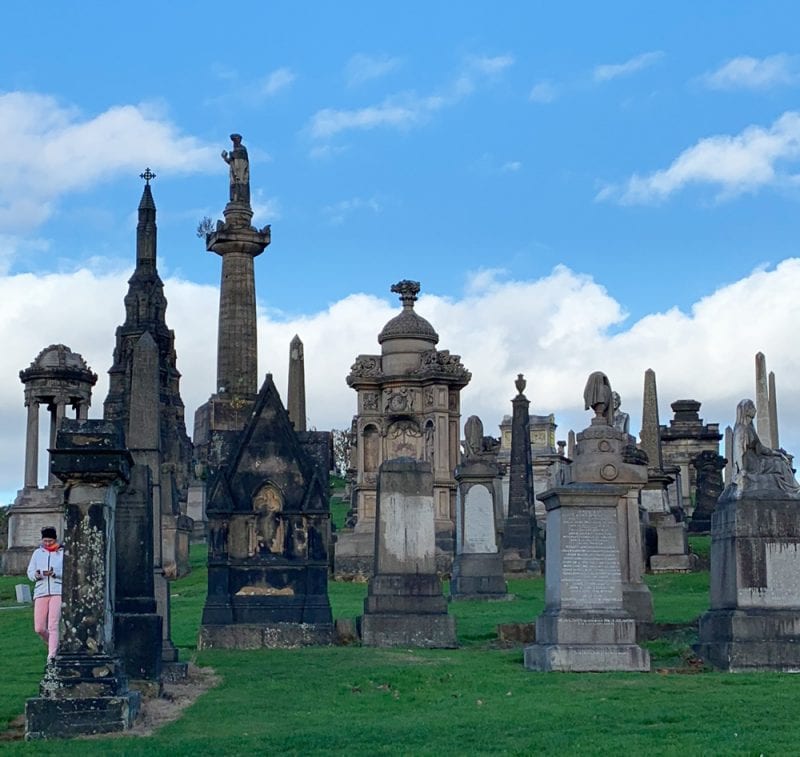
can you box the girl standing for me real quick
[26,526,63,661]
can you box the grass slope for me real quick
[2,540,799,755]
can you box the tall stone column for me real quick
[755,352,772,448]
[48,400,66,485]
[24,401,39,488]
[768,371,779,449]
[502,374,539,574]
[287,334,306,431]
[25,420,140,739]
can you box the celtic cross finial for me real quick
[140,168,156,185]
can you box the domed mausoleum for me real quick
[335,280,471,577]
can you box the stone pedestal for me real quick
[649,512,693,573]
[524,484,650,672]
[696,494,800,671]
[3,486,65,574]
[359,459,456,647]
[25,421,140,739]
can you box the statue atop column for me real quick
[221,133,250,206]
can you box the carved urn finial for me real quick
[391,280,420,310]
[515,373,526,396]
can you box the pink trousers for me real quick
[33,595,62,659]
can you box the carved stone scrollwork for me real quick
[348,355,383,381]
[415,350,471,381]
[384,387,414,413]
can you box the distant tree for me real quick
[196,216,214,238]
[331,428,351,477]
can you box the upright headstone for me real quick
[502,375,539,574]
[25,421,140,739]
[524,372,650,672]
[114,333,163,686]
[451,417,507,600]
[359,459,457,647]
[754,352,772,450]
[696,399,800,671]
[688,450,727,533]
[287,334,307,432]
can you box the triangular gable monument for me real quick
[195,135,333,648]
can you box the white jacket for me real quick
[26,546,64,599]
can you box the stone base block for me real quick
[502,554,542,577]
[333,529,375,580]
[524,642,650,672]
[650,553,695,573]
[1,547,35,575]
[359,613,457,648]
[364,573,449,614]
[524,611,650,671]
[161,661,189,682]
[114,613,162,681]
[25,692,140,739]
[622,583,654,627]
[655,521,688,555]
[198,622,334,650]
[696,608,800,671]
[451,553,508,600]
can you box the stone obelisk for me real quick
[194,134,271,476]
[287,335,307,431]
[768,371,779,449]
[755,352,772,451]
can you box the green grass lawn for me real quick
[3,542,800,755]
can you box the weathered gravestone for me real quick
[25,421,140,739]
[524,372,650,672]
[451,416,508,600]
[696,398,800,671]
[359,458,457,647]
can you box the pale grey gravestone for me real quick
[524,372,650,672]
[695,398,800,671]
[754,352,772,451]
[15,584,32,603]
[359,458,457,647]
[451,416,508,600]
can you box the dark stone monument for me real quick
[689,450,726,533]
[359,458,457,647]
[287,334,307,432]
[502,375,540,575]
[696,399,800,671]
[451,416,508,600]
[198,375,333,649]
[524,372,650,672]
[25,421,140,739]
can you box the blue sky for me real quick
[1,1,800,501]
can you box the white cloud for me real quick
[598,111,800,204]
[701,54,800,91]
[345,53,401,87]
[261,67,296,96]
[529,81,558,103]
[593,51,664,82]
[467,54,514,75]
[322,196,382,225]
[0,92,218,233]
[2,259,800,504]
[307,54,511,142]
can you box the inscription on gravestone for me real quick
[560,508,620,608]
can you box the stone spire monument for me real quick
[104,169,193,579]
[287,334,307,431]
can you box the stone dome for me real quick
[30,344,92,372]
[377,280,439,348]
[20,344,97,387]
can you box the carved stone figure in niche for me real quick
[386,419,423,460]
[729,399,800,498]
[253,484,285,554]
[384,387,414,413]
[363,392,379,411]
[210,519,229,557]
[290,516,308,559]
[221,133,250,204]
[424,421,435,464]
[612,391,630,435]
[584,371,614,424]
